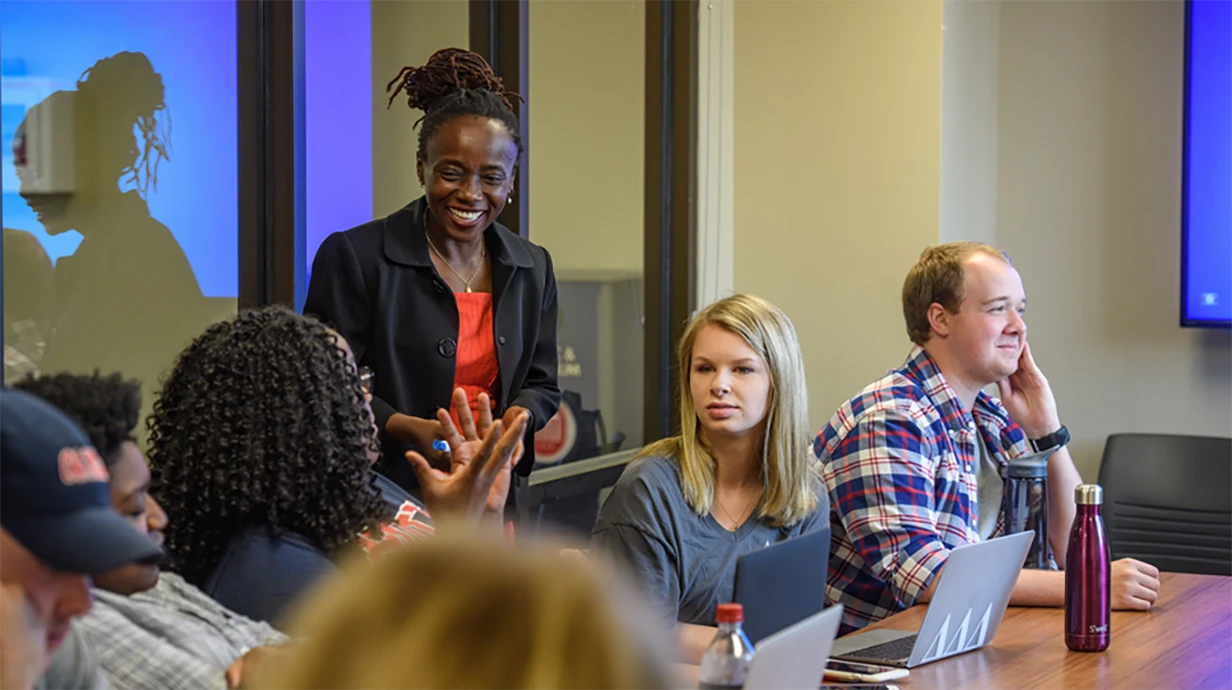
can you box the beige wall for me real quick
[371,1,469,217]
[733,0,945,433]
[939,0,999,247]
[732,0,1231,476]
[527,0,644,273]
[369,0,645,271]
[994,0,1232,479]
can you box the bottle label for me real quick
[1088,624,1109,634]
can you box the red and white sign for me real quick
[534,401,577,465]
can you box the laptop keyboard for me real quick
[844,634,918,663]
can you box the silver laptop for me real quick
[744,604,844,690]
[829,531,1033,668]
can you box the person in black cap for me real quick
[15,371,289,689]
[0,389,163,689]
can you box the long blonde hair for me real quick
[256,537,676,689]
[640,293,818,526]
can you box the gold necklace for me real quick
[425,232,486,293]
[715,487,761,531]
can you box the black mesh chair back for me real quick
[1097,433,1232,576]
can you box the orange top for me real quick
[449,292,499,431]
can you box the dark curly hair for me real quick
[148,306,390,586]
[386,47,524,161]
[13,371,141,469]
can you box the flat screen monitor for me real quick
[1180,0,1231,328]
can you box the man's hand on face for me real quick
[997,342,1062,438]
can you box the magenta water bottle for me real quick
[699,603,755,689]
[1065,484,1110,652]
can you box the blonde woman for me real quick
[590,294,828,663]
[255,537,676,689]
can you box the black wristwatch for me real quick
[1029,425,1070,453]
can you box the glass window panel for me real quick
[527,0,646,538]
[298,0,469,295]
[2,0,240,445]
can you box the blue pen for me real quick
[432,439,450,454]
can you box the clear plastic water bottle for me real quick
[1002,451,1051,569]
[699,603,755,689]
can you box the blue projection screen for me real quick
[1181,0,1232,328]
[1,1,238,298]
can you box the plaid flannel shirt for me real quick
[78,572,288,690]
[813,345,1032,633]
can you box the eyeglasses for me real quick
[358,366,374,395]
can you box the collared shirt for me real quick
[813,345,1032,633]
[36,623,107,690]
[77,572,288,690]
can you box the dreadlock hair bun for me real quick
[76,51,171,195]
[386,48,524,160]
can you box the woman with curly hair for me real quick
[149,306,526,625]
[14,371,288,689]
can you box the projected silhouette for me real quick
[13,52,206,424]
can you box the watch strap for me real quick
[1029,424,1070,453]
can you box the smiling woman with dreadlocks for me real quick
[304,48,559,497]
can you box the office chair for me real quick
[1097,433,1232,576]
[517,390,632,540]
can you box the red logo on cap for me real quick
[58,447,109,485]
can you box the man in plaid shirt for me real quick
[814,243,1161,633]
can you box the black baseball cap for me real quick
[1,389,163,573]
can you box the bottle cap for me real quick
[1074,484,1103,505]
[432,439,450,453]
[715,603,744,624]
[1007,452,1050,479]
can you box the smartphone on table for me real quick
[823,659,910,684]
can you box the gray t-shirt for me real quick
[975,433,1004,541]
[590,454,829,627]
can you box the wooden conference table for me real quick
[857,572,1231,689]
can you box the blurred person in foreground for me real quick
[255,536,677,690]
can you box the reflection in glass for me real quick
[3,227,52,381]
[525,0,647,538]
[3,0,239,448]
[10,52,207,403]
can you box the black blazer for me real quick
[304,198,560,490]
